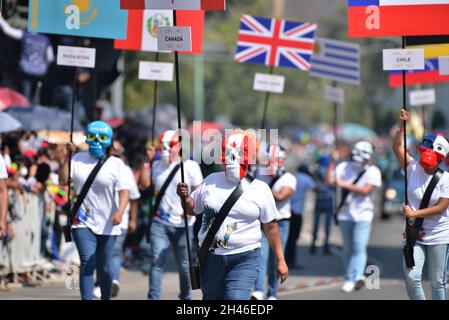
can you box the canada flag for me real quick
[114,10,204,54]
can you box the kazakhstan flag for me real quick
[28,0,128,39]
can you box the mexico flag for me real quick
[120,0,226,10]
[114,10,204,54]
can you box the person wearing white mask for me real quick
[177,130,288,300]
[147,130,203,300]
[252,144,296,300]
[326,140,382,293]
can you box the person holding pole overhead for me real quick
[146,130,203,300]
[393,109,449,300]
[326,140,381,293]
[58,121,130,300]
[177,130,288,300]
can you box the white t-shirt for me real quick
[117,165,141,230]
[258,172,297,219]
[0,154,8,179]
[152,159,203,228]
[335,161,382,222]
[70,152,131,236]
[191,172,281,256]
[407,159,449,245]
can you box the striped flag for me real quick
[120,0,225,10]
[348,0,449,37]
[310,37,361,85]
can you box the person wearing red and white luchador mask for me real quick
[177,130,288,300]
[147,130,203,300]
[393,109,449,300]
[252,144,296,300]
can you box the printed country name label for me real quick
[57,46,96,68]
[382,49,424,70]
[138,61,174,81]
[253,73,285,94]
[409,89,436,106]
[157,27,192,52]
[325,86,345,105]
[439,56,449,75]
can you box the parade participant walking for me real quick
[286,164,317,268]
[177,131,288,300]
[0,152,8,240]
[393,109,449,300]
[94,140,140,298]
[146,130,203,300]
[58,121,130,300]
[326,140,382,293]
[252,144,296,300]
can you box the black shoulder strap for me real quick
[152,163,181,215]
[404,168,443,268]
[334,169,367,224]
[64,155,110,242]
[412,168,444,235]
[198,175,255,265]
[269,175,281,189]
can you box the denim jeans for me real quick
[255,219,290,298]
[112,228,128,282]
[201,248,261,300]
[339,220,372,282]
[72,228,116,300]
[285,214,303,266]
[312,201,333,247]
[403,243,448,300]
[148,220,192,300]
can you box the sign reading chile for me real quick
[348,0,449,37]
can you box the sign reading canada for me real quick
[157,26,192,52]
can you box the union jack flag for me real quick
[235,15,317,71]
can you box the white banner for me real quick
[439,56,449,76]
[138,61,174,81]
[157,27,191,52]
[325,86,345,105]
[409,89,436,106]
[57,46,96,68]
[253,73,285,94]
[382,49,424,71]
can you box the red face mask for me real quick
[418,146,444,170]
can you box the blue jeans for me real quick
[112,228,128,282]
[201,248,261,300]
[255,219,290,298]
[403,243,448,300]
[72,228,116,300]
[339,220,372,282]
[312,201,333,246]
[148,220,192,300]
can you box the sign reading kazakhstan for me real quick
[28,0,128,39]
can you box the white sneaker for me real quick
[93,286,101,299]
[251,291,264,300]
[112,280,120,297]
[267,296,278,300]
[341,281,355,293]
[355,276,366,290]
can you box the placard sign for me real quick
[138,61,174,82]
[57,46,96,68]
[157,27,192,52]
[409,89,436,106]
[253,73,285,94]
[439,56,449,76]
[383,49,425,71]
[325,86,345,105]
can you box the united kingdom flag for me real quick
[235,15,317,71]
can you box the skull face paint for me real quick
[159,130,180,165]
[222,131,256,183]
[85,121,113,159]
[259,144,286,176]
[418,134,449,170]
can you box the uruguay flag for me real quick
[348,0,449,38]
[28,0,128,39]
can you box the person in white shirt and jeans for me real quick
[326,140,382,293]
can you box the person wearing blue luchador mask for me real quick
[58,121,130,300]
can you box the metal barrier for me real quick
[0,193,44,284]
